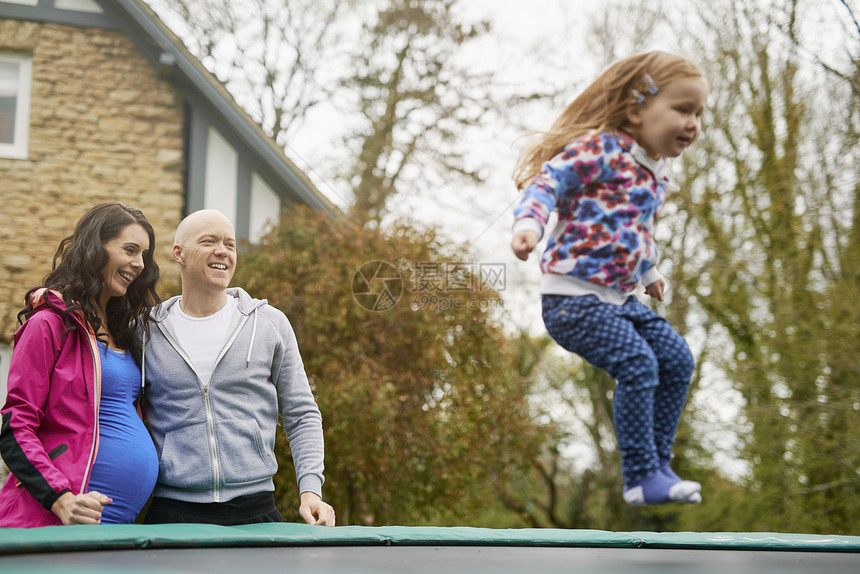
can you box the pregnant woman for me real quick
[0,202,160,526]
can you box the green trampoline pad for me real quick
[0,524,857,574]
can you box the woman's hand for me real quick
[51,491,112,525]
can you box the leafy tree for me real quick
[145,0,860,532]
[497,0,717,532]
[669,0,860,534]
[342,0,492,224]
[145,0,495,225]
[501,0,860,534]
[235,205,545,525]
[144,0,346,146]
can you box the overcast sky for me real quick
[147,0,779,477]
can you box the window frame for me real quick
[0,53,33,160]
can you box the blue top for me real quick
[87,343,158,524]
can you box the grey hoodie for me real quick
[142,287,324,503]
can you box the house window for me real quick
[204,126,238,224]
[0,54,32,160]
[250,172,281,243]
[55,0,103,13]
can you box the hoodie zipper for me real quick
[156,311,249,503]
[155,321,223,500]
[201,385,220,500]
[206,314,248,501]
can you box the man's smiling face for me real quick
[175,211,237,293]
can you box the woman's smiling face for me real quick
[99,222,150,307]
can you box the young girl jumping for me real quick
[511,51,708,506]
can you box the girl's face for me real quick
[627,76,708,159]
[99,223,150,308]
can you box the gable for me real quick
[0,0,337,352]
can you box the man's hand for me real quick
[51,491,112,525]
[299,491,335,527]
[511,230,539,261]
[644,279,665,302]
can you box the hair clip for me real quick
[631,73,659,104]
[118,202,142,215]
[643,74,658,95]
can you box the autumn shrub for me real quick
[235,205,544,525]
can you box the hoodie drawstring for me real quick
[141,330,147,388]
[246,307,258,367]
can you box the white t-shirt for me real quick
[167,296,237,386]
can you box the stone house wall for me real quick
[0,18,185,341]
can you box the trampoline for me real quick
[0,524,858,573]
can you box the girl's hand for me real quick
[644,279,665,302]
[512,230,539,261]
[51,491,112,525]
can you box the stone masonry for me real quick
[0,19,185,341]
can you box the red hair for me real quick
[514,51,706,189]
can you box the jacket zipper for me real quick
[205,314,248,501]
[202,386,220,501]
[80,326,101,493]
[156,321,222,499]
[157,312,249,503]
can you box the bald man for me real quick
[141,209,334,526]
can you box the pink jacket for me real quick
[0,291,102,527]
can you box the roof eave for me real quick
[108,0,339,214]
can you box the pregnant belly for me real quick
[87,416,158,524]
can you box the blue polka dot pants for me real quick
[542,294,695,486]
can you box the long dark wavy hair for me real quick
[18,202,161,365]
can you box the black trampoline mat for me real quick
[1,545,858,574]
